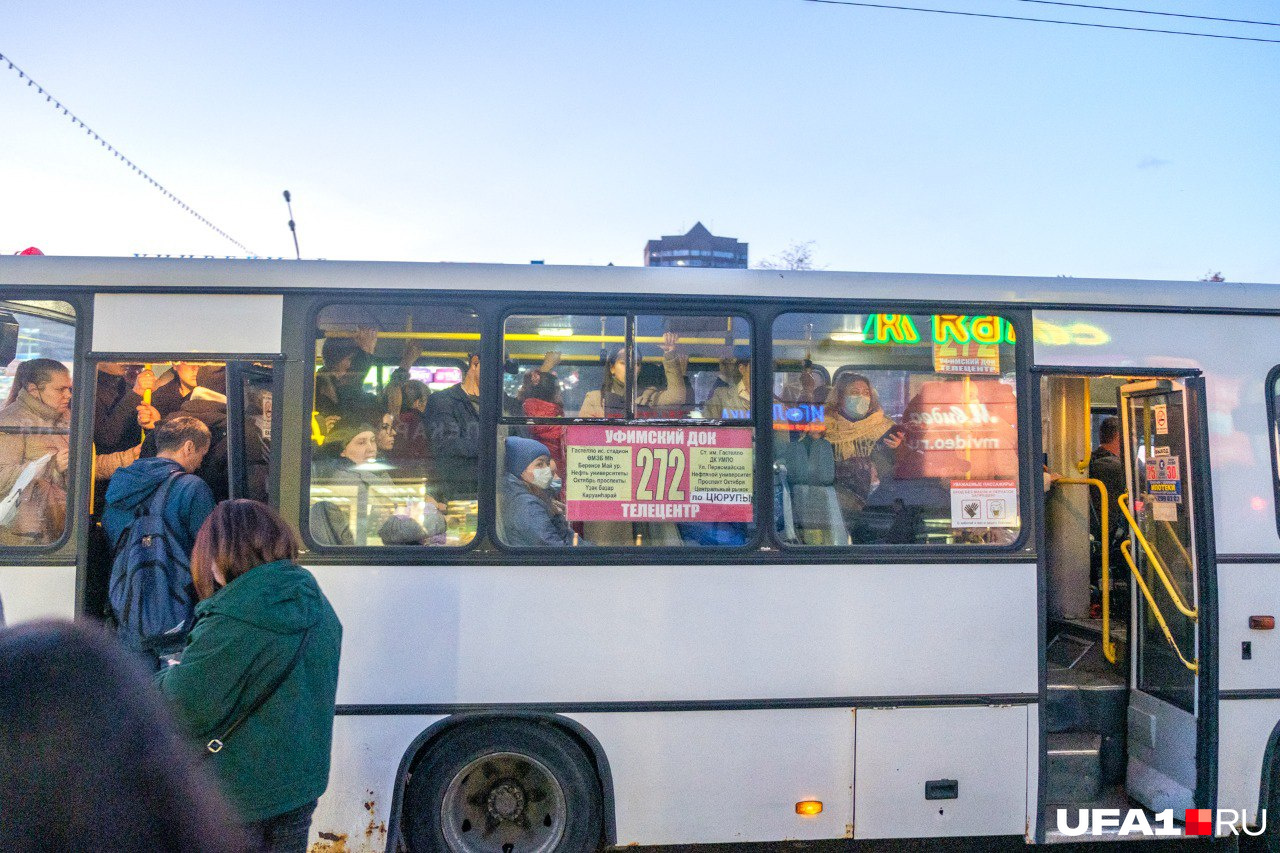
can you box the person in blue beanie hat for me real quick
[500,436,580,547]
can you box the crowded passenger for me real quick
[1089,415,1128,593]
[103,414,214,667]
[314,328,422,429]
[579,333,687,418]
[0,358,72,546]
[423,352,481,502]
[157,499,342,853]
[825,373,904,541]
[388,379,430,465]
[517,351,567,477]
[705,356,750,419]
[309,421,395,546]
[0,620,249,853]
[313,328,379,424]
[500,437,577,547]
[379,511,447,546]
[92,363,162,505]
[151,362,226,419]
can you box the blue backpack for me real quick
[108,472,196,654]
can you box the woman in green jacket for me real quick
[157,499,342,853]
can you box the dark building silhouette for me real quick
[644,222,747,268]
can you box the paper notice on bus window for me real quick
[564,426,753,523]
[950,480,1018,528]
[1153,501,1178,522]
[1154,404,1169,435]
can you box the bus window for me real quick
[773,311,1021,547]
[497,313,753,549]
[307,303,480,548]
[0,300,76,549]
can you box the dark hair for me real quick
[9,357,68,403]
[1099,415,1121,445]
[400,379,429,411]
[0,620,248,852]
[190,499,300,600]
[518,369,559,403]
[154,413,212,455]
[320,336,362,370]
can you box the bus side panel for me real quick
[568,708,854,846]
[310,714,444,853]
[1219,563,1280,692]
[853,704,1029,839]
[1218,699,1280,817]
[306,562,1039,705]
[0,564,75,625]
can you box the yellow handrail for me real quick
[1055,477,1116,664]
[1120,541,1198,673]
[1114,493,1198,620]
[1160,519,1194,572]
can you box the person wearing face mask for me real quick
[499,437,579,547]
[825,373,904,541]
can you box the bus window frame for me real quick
[493,307,760,556]
[300,295,488,556]
[292,290,1035,566]
[757,302,1035,556]
[0,291,85,563]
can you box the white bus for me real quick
[0,255,1277,850]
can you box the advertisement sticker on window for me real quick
[950,480,1019,528]
[564,426,753,522]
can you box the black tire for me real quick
[404,719,604,853]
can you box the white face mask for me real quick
[843,394,871,419]
[530,467,554,490]
[549,475,563,492]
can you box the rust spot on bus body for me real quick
[308,831,347,853]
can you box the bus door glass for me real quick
[1118,377,1213,813]
[226,361,278,504]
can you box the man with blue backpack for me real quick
[104,414,214,670]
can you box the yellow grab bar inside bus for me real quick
[1120,540,1198,673]
[1115,493,1197,620]
[1054,477,1116,664]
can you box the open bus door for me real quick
[225,361,279,504]
[1118,377,1216,814]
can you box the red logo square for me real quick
[1185,808,1213,836]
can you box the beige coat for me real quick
[578,352,689,418]
[0,391,70,546]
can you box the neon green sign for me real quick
[861,314,1016,346]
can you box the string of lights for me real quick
[1015,0,1280,28]
[801,0,1280,43]
[0,51,254,254]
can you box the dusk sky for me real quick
[2,0,1276,281]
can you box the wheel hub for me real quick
[486,780,527,823]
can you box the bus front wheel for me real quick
[404,719,604,853]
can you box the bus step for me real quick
[1046,731,1103,804]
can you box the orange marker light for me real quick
[1249,616,1275,630]
[795,801,823,816]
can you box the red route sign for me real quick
[564,425,754,523]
